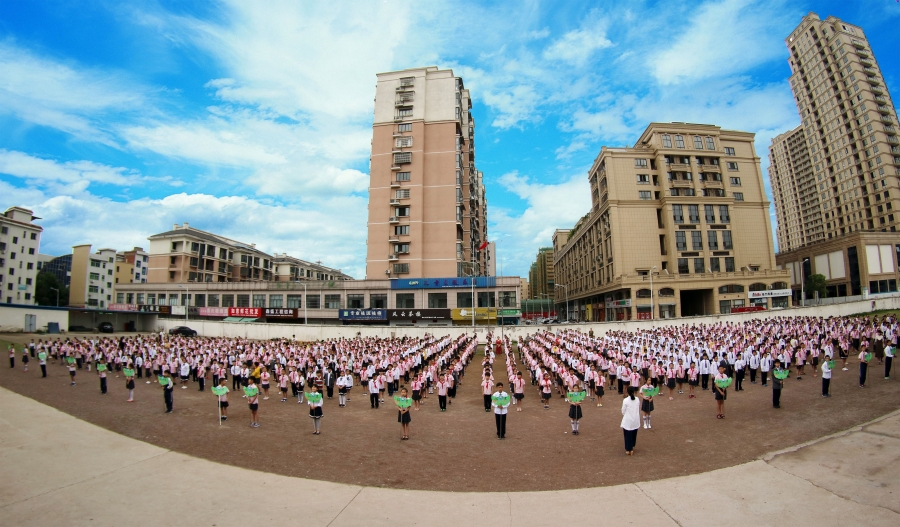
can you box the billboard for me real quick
[391,277,496,289]
[263,308,299,318]
[228,307,263,318]
[388,309,451,321]
[339,309,387,321]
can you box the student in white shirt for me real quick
[884,344,894,380]
[821,358,832,397]
[491,382,510,439]
[621,386,641,456]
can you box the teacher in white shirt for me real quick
[621,386,641,456]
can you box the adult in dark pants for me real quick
[821,358,832,397]
[885,344,894,380]
[491,382,510,439]
[324,368,335,399]
[621,386,640,455]
[859,348,870,387]
[772,360,784,408]
[162,371,174,413]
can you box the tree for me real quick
[805,273,827,300]
[34,272,68,306]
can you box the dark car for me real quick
[168,326,198,337]
[98,322,114,333]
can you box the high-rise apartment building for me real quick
[0,206,43,305]
[527,247,555,300]
[773,13,900,299]
[553,123,790,321]
[365,67,488,279]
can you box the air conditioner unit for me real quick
[390,199,401,205]
[389,216,399,223]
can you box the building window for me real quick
[457,292,473,308]
[396,206,410,217]
[662,135,672,148]
[396,293,415,309]
[676,232,687,251]
[722,230,733,250]
[428,293,448,308]
[324,294,341,309]
[499,291,517,307]
[396,172,411,181]
[726,162,738,170]
[724,147,736,156]
[636,289,652,298]
[395,225,409,235]
[477,291,496,307]
[394,244,410,254]
[116,293,124,303]
[236,294,250,307]
[269,294,283,308]
[691,231,703,250]
[725,257,735,272]
[705,204,715,223]
[639,191,652,200]
[733,192,744,201]
[393,152,411,164]
[719,205,730,223]
[252,294,266,308]
[688,204,700,223]
[286,295,302,308]
[634,159,648,168]
[675,135,685,149]
[89,272,100,280]
[710,257,720,272]
[677,258,689,274]
[304,295,320,309]
[207,294,219,307]
[694,258,705,273]
[395,137,413,148]
[707,231,719,250]
[392,263,409,274]
[369,294,387,309]
[705,137,715,150]
[345,294,364,309]
[221,294,235,307]
[395,189,410,199]
[398,123,412,132]
[729,177,741,186]
[693,136,704,149]
[637,174,650,184]
[673,204,684,224]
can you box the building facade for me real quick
[365,67,488,279]
[41,254,72,288]
[769,125,820,251]
[0,206,43,305]
[69,245,116,308]
[146,223,349,284]
[115,247,149,286]
[527,247,555,300]
[553,123,790,321]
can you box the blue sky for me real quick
[1,0,898,279]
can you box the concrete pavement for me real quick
[1,386,898,526]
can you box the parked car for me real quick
[98,322,114,333]
[168,326,198,337]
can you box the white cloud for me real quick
[0,150,143,187]
[649,0,793,85]
[543,26,612,66]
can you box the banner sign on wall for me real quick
[391,277,496,289]
[198,307,229,317]
[339,309,387,321]
[228,307,263,318]
[264,308,299,318]
[138,305,170,314]
[748,289,792,299]
[388,309,452,320]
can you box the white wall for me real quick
[158,293,900,342]
[0,305,69,333]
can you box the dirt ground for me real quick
[2,334,899,492]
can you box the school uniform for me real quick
[884,345,894,379]
[621,396,640,452]
[821,360,832,396]
[491,390,510,438]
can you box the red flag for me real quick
[478,241,489,251]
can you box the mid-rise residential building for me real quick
[145,223,350,285]
[553,123,790,321]
[41,254,72,288]
[69,245,116,308]
[0,206,43,305]
[365,67,488,279]
[773,13,900,299]
[486,242,497,276]
[115,247,149,285]
[527,247,555,299]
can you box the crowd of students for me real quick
[5,313,897,452]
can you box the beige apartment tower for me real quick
[553,123,790,321]
[772,13,900,299]
[365,67,488,279]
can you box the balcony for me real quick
[851,39,865,49]
[389,199,401,205]
[863,67,877,75]
[388,254,399,262]
[702,179,723,188]
[671,179,693,187]
[856,49,870,58]
[390,181,400,188]
[867,76,881,86]
[700,164,720,172]
[872,85,884,95]
[877,105,891,115]
[882,116,894,124]
[669,163,690,171]
[860,58,873,67]
[875,96,887,103]
[888,136,899,144]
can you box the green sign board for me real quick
[498,309,521,316]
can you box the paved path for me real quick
[0,386,898,526]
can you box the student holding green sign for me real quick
[245,378,260,428]
[124,365,136,402]
[395,387,412,440]
[567,390,585,435]
[821,357,833,397]
[213,379,229,422]
[858,347,871,388]
[38,350,47,378]
[97,358,108,395]
[307,385,323,435]
[491,382,510,439]
[161,371,174,413]
[67,356,77,385]
[640,380,657,429]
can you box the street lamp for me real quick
[799,257,810,307]
[177,284,189,322]
[50,287,59,307]
[557,284,569,322]
[650,265,657,320]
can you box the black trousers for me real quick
[495,413,507,438]
[749,368,757,383]
[326,385,334,398]
[232,375,240,390]
[100,377,107,394]
[438,395,447,410]
[137,368,143,378]
[370,392,379,408]
[773,388,781,408]
[164,389,173,411]
[483,394,491,410]
[886,357,893,378]
[40,364,47,377]
[761,370,769,386]
[822,377,830,396]
[700,374,709,390]
[617,378,625,394]
[735,370,744,390]
[9,357,13,368]
[860,363,868,386]
[623,428,638,452]
[198,377,205,391]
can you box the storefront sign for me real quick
[171,306,186,316]
[198,307,229,317]
[137,304,170,314]
[451,307,498,321]
[339,309,387,321]
[388,309,451,320]
[605,299,632,308]
[109,303,138,312]
[748,289,792,299]
[228,307,263,318]
[636,312,653,320]
[264,308,298,318]
[731,306,766,313]
[497,309,521,317]
[391,277,496,289]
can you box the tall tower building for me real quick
[773,13,900,299]
[365,67,488,280]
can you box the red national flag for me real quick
[478,241,489,251]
